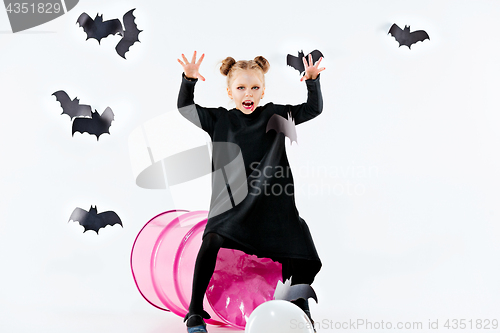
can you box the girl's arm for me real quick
[177,73,224,136]
[274,74,323,125]
[275,54,325,125]
[177,51,223,136]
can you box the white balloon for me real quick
[245,300,315,333]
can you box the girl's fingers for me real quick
[196,53,205,66]
[302,56,308,69]
[198,73,206,81]
[180,51,204,65]
[177,58,185,66]
[314,57,323,67]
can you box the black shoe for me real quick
[291,298,316,332]
[183,310,211,333]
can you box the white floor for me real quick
[1,306,244,333]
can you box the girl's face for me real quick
[227,70,265,114]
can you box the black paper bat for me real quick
[274,279,318,303]
[388,24,430,49]
[115,9,142,59]
[77,12,123,44]
[69,205,123,234]
[266,111,297,145]
[52,90,92,119]
[72,107,114,140]
[287,50,324,76]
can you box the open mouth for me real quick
[242,100,254,111]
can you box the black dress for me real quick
[177,73,323,279]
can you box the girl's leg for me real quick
[281,258,321,332]
[185,232,225,327]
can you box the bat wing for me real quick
[94,107,114,139]
[274,279,318,303]
[96,211,123,231]
[308,49,324,64]
[287,54,304,74]
[53,90,71,107]
[115,9,142,59]
[409,30,430,48]
[266,111,297,145]
[102,18,124,37]
[72,109,113,140]
[388,23,403,38]
[75,104,92,118]
[52,90,92,119]
[69,207,99,233]
[76,12,93,31]
[286,284,318,303]
[72,111,99,139]
[69,207,89,224]
[76,13,97,40]
[100,106,114,123]
[52,90,72,116]
[388,23,408,46]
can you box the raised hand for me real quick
[300,54,325,82]
[177,51,205,81]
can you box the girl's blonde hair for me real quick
[220,56,270,86]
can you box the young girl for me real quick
[177,51,325,333]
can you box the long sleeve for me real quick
[274,74,323,125]
[177,73,198,108]
[177,73,225,136]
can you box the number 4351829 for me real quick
[5,3,61,14]
[444,319,498,330]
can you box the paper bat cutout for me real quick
[76,13,123,44]
[69,205,123,234]
[266,111,297,145]
[52,90,92,119]
[72,107,114,140]
[388,24,430,49]
[287,50,324,76]
[274,279,318,303]
[115,9,142,59]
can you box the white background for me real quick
[1,0,499,332]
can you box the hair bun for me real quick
[254,56,270,74]
[220,57,236,76]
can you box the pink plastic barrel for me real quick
[130,210,282,329]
